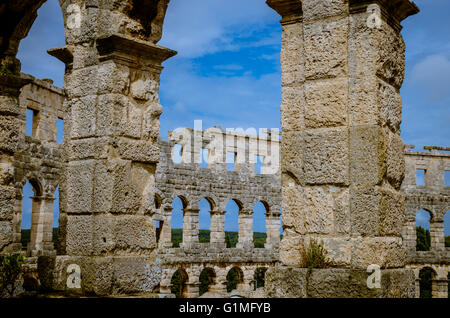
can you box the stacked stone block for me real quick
[266,0,419,297]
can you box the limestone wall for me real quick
[402,145,449,297]
[1,74,65,256]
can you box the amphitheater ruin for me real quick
[0,0,448,298]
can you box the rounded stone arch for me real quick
[219,198,244,212]
[18,172,45,197]
[199,266,217,296]
[252,198,271,214]
[417,266,437,298]
[192,194,219,211]
[170,192,191,209]
[0,0,65,72]
[170,267,189,298]
[225,266,244,293]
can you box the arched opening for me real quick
[170,268,189,298]
[253,201,268,248]
[419,267,436,298]
[199,198,214,243]
[199,268,216,296]
[21,180,43,251]
[171,196,187,247]
[226,267,244,293]
[445,210,449,248]
[254,268,266,290]
[416,209,431,251]
[16,0,65,86]
[225,200,241,248]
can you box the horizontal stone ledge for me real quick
[265,266,415,298]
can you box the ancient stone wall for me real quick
[402,145,450,298]
[0,74,64,257]
[153,128,281,297]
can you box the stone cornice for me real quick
[349,0,419,31]
[266,0,303,25]
[96,34,177,68]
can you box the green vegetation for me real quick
[300,238,330,271]
[226,268,240,293]
[419,267,433,298]
[446,235,450,248]
[0,253,27,297]
[171,229,267,248]
[416,226,431,251]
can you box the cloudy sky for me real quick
[17,0,449,234]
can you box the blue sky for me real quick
[17,0,449,235]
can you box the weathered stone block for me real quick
[349,126,385,186]
[279,230,303,266]
[303,128,349,185]
[280,86,304,132]
[97,61,130,95]
[379,80,402,133]
[0,185,15,221]
[304,78,348,128]
[65,160,94,213]
[385,130,405,189]
[265,267,308,298]
[304,18,348,80]
[70,96,97,138]
[65,215,93,255]
[0,116,19,153]
[0,220,13,252]
[351,237,405,269]
[302,0,348,21]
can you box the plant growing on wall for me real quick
[300,238,330,271]
[0,253,27,297]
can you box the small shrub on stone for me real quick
[300,238,330,271]
[0,253,27,297]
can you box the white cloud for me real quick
[410,53,450,101]
[159,0,280,58]
[159,60,281,138]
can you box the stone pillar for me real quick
[430,220,445,251]
[237,210,253,248]
[210,210,226,247]
[159,206,173,248]
[210,269,228,294]
[239,268,256,292]
[0,74,30,253]
[265,0,419,297]
[404,209,417,254]
[182,208,199,246]
[265,212,281,248]
[433,278,448,298]
[28,195,55,256]
[48,0,175,295]
[415,276,421,298]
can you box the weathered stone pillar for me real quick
[159,206,173,248]
[265,212,281,248]
[430,219,445,251]
[432,278,448,298]
[237,210,253,249]
[48,0,175,295]
[0,74,30,253]
[265,0,419,297]
[182,208,199,246]
[210,269,227,294]
[404,210,417,254]
[210,210,226,247]
[28,195,55,256]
